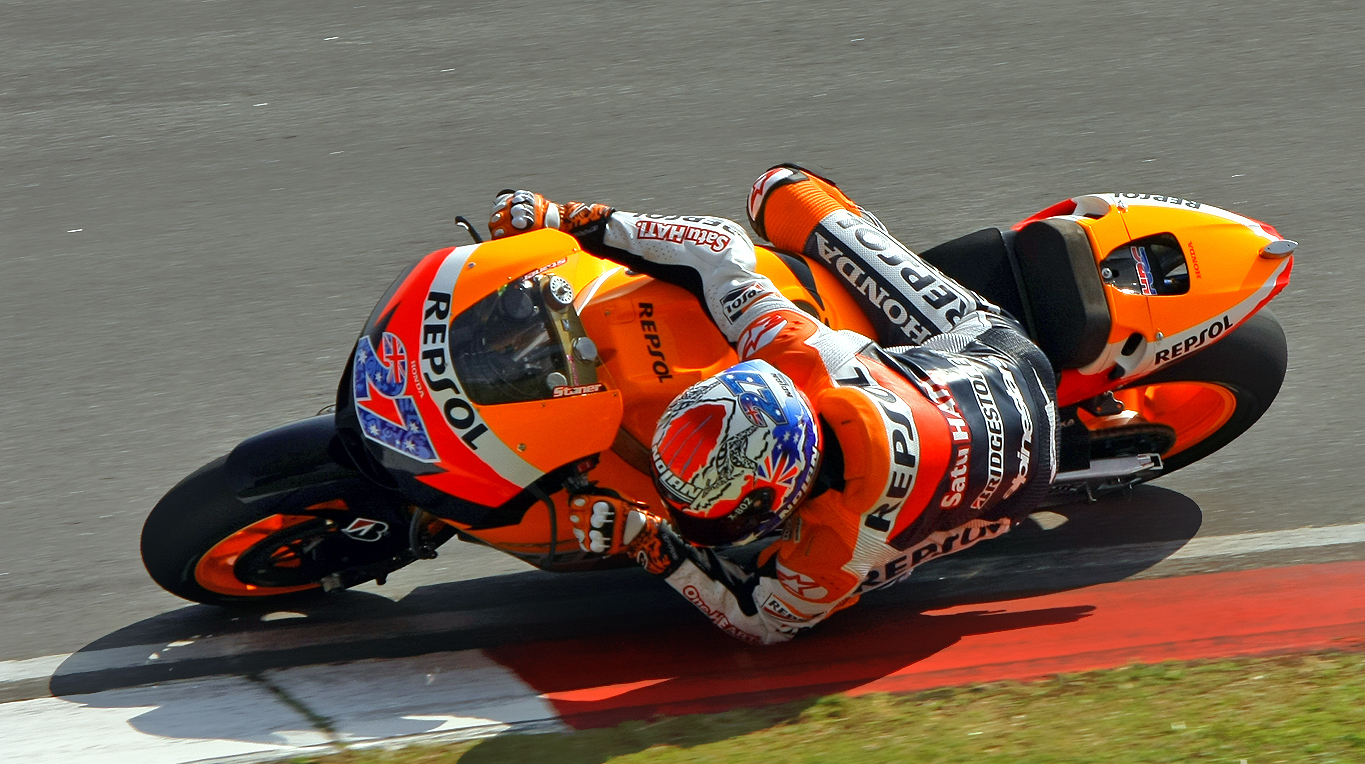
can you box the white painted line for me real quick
[262,650,565,744]
[920,522,1365,582]
[0,605,558,687]
[0,651,559,764]
[0,654,66,684]
[1169,523,1365,559]
[0,675,329,764]
[3,522,1363,694]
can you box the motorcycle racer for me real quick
[488,167,1058,644]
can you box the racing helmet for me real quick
[650,359,822,547]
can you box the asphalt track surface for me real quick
[2,0,1364,684]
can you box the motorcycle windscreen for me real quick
[450,277,599,405]
[342,242,620,511]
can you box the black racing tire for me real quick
[1117,308,1288,477]
[141,456,433,607]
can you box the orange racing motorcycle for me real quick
[141,193,1294,605]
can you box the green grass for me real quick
[295,651,1365,764]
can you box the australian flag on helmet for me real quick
[651,359,822,547]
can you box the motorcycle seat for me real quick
[919,220,1111,370]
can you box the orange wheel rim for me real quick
[194,514,322,597]
[1080,382,1238,459]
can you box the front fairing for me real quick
[334,231,623,521]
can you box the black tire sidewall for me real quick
[1119,309,1287,475]
[140,457,329,606]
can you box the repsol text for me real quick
[420,289,489,449]
[1155,315,1232,366]
[638,302,673,382]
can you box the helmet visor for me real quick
[661,487,779,548]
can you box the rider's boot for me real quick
[747,164,875,253]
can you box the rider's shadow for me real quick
[45,484,1201,755]
[481,481,1206,725]
[458,602,1097,764]
[872,483,1205,611]
[485,601,1098,722]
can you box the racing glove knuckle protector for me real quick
[567,493,682,576]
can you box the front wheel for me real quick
[1081,309,1288,477]
[141,457,450,606]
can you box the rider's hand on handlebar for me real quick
[568,494,676,575]
[489,190,615,240]
[489,190,562,239]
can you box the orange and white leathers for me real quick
[571,205,1057,645]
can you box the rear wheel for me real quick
[141,457,450,606]
[1081,309,1287,477]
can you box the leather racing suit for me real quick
[558,191,1059,645]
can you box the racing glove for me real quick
[567,493,682,576]
[488,190,613,240]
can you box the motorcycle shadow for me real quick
[868,482,1205,611]
[47,484,1200,755]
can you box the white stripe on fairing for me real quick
[1100,192,1280,241]
[573,266,622,311]
[1145,254,1290,360]
[0,650,562,764]
[1075,253,1290,379]
[421,246,544,489]
[4,523,1362,691]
